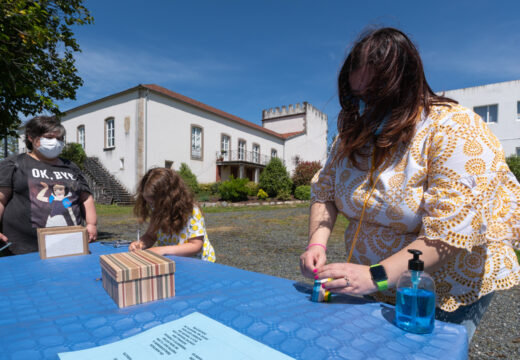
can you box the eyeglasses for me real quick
[100,240,133,248]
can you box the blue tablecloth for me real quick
[0,243,467,359]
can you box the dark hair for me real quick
[336,27,456,169]
[25,116,66,151]
[134,168,195,236]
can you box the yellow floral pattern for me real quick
[156,206,216,262]
[312,104,520,311]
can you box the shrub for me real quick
[257,189,268,200]
[218,176,249,202]
[246,181,259,196]
[60,142,86,169]
[277,189,292,201]
[178,163,199,193]
[292,161,322,187]
[210,182,221,195]
[294,185,311,200]
[198,182,221,195]
[259,158,293,197]
[506,155,520,182]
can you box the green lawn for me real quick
[94,203,520,264]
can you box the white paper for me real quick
[45,231,85,258]
[59,312,294,360]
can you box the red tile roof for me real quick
[141,84,291,139]
[64,84,300,140]
[279,131,305,139]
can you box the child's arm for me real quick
[147,236,204,257]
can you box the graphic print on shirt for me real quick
[28,167,80,228]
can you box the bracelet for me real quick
[306,243,327,251]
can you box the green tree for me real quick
[0,0,93,138]
[259,157,293,197]
[60,142,85,169]
[506,155,520,182]
[0,134,19,159]
[178,163,199,194]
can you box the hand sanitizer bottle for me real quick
[395,249,436,334]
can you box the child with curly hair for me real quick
[129,168,215,262]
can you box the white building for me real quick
[22,84,328,193]
[442,79,520,157]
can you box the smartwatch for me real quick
[369,264,388,291]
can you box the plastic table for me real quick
[0,243,468,359]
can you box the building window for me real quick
[221,134,230,161]
[252,144,260,163]
[77,125,85,148]
[474,104,498,123]
[191,125,203,160]
[105,118,115,148]
[119,158,124,170]
[271,149,278,158]
[517,147,520,157]
[238,139,246,161]
[517,101,520,121]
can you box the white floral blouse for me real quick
[156,206,216,262]
[312,104,520,311]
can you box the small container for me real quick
[395,249,436,334]
[311,278,331,302]
[100,250,175,308]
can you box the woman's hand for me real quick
[316,262,377,296]
[300,245,327,278]
[86,223,97,242]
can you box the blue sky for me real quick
[60,0,520,143]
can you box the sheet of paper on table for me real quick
[58,312,294,360]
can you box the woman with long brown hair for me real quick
[129,168,215,262]
[300,28,519,339]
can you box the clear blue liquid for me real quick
[396,287,435,334]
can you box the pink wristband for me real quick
[306,243,327,251]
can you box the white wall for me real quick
[146,93,284,183]
[263,115,305,133]
[442,80,520,156]
[60,91,140,192]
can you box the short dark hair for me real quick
[25,116,66,151]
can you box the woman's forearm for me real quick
[308,201,338,246]
[380,237,461,288]
[81,194,97,226]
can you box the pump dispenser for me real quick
[395,249,436,334]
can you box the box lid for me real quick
[100,250,175,282]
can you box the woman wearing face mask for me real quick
[299,28,520,340]
[0,116,97,255]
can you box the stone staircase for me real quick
[82,157,134,205]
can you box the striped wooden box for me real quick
[100,250,175,308]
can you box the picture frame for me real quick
[37,226,89,260]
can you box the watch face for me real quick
[370,265,387,282]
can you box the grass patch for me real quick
[202,203,309,213]
[95,204,133,216]
[95,202,309,216]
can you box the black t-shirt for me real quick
[0,154,91,254]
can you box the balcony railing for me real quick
[216,150,270,166]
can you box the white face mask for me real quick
[37,137,64,159]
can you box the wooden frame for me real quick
[37,226,89,260]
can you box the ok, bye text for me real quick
[31,169,76,180]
